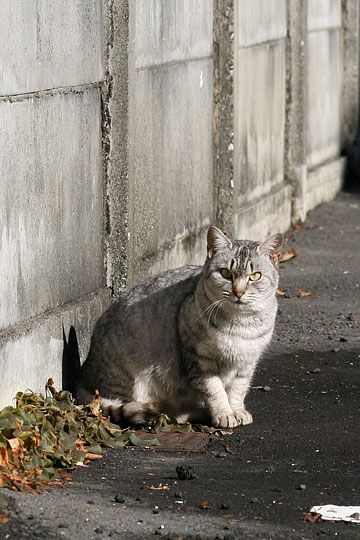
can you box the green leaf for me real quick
[128,433,160,447]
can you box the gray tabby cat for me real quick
[76,226,283,428]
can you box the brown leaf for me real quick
[276,288,287,297]
[304,511,321,523]
[0,511,9,524]
[224,445,235,454]
[198,500,210,510]
[84,452,103,461]
[0,447,9,466]
[279,249,299,263]
[297,290,312,298]
[149,483,170,491]
[8,438,25,459]
[89,389,101,418]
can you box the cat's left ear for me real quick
[257,234,284,265]
[207,226,232,257]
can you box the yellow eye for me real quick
[220,268,232,280]
[249,271,262,281]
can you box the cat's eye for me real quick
[220,268,232,280]
[249,271,262,281]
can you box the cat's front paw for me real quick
[233,408,253,425]
[212,412,241,429]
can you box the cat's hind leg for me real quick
[101,398,162,426]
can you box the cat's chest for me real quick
[197,318,272,364]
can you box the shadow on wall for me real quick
[344,133,360,192]
[62,326,81,394]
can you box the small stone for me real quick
[173,491,183,498]
[332,348,340,353]
[176,465,196,480]
[340,337,348,342]
[220,503,230,510]
[87,500,95,505]
[311,368,321,374]
[262,385,271,392]
[298,484,306,490]
[135,497,141,502]
[250,497,258,503]
[94,528,103,534]
[347,313,354,321]
[114,495,125,503]
[153,506,159,514]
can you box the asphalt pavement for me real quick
[1,191,360,540]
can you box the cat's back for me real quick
[91,265,202,339]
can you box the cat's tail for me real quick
[101,398,162,426]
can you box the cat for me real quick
[75,226,283,428]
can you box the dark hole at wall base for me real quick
[62,325,80,395]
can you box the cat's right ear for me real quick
[207,226,231,258]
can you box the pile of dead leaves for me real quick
[0,384,157,493]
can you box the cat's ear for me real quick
[207,226,231,257]
[257,234,284,265]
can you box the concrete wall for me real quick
[0,0,110,405]
[233,0,292,240]
[127,0,214,284]
[305,0,346,212]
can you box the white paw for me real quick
[234,408,253,425]
[212,412,241,429]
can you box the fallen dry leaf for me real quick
[149,483,170,491]
[0,447,9,467]
[89,389,101,418]
[84,452,103,461]
[276,288,288,297]
[297,290,312,298]
[0,511,9,524]
[304,511,321,523]
[199,500,210,510]
[279,249,299,263]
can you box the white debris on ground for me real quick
[310,505,360,523]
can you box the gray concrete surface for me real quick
[0,1,106,408]
[0,89,104,331]
[233,0,291,240]
[127,0,214,284]
[0,0,103,95]
[1,191,359,539]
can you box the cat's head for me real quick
[203,226,283,310]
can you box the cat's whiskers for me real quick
[197,298,222,321]
[213,298,226,326]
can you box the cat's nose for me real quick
[233,277,247,299]
[233,287,245,299]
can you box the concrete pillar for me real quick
[285,0,308,223]
[213,0,235,235]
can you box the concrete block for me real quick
[0,0,103,95]
[0,89,104,331]
[306,157,345,213]
[307,30,341,168]
[236,0,287,48]
[128,59,213,284]
[134,0,213,69]
[138,226,209,282]
[0,289,111,408]
[233,184,292,241]
[307,0,341,31]
[234,41,286,206]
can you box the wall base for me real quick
[233,183,292,241]
[0,289,111,408]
